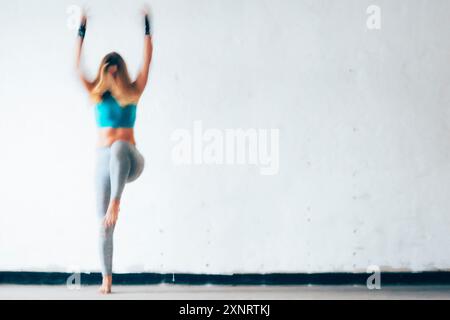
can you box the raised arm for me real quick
[133,11,153,93]
[75,14,95,92]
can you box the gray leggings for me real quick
[94,140,145,276]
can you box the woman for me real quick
[75,9,153,294]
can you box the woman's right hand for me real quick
[80,11,87,28]
[77,9,88,39]
[142,4,150,16]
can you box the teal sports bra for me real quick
[95,91,137,128]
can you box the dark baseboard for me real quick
[1,271,450,285]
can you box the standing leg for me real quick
[94,146,114,293]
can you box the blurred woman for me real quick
[75,8,153,294]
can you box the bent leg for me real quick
[127,144,145,183]
[109,140,132,201]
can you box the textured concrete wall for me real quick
[0,0,449,273]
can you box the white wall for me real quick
[1,0,450,274]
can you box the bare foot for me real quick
[98,275,112,294]
[104,199,120,228]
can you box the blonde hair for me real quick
[90,52,141,106]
